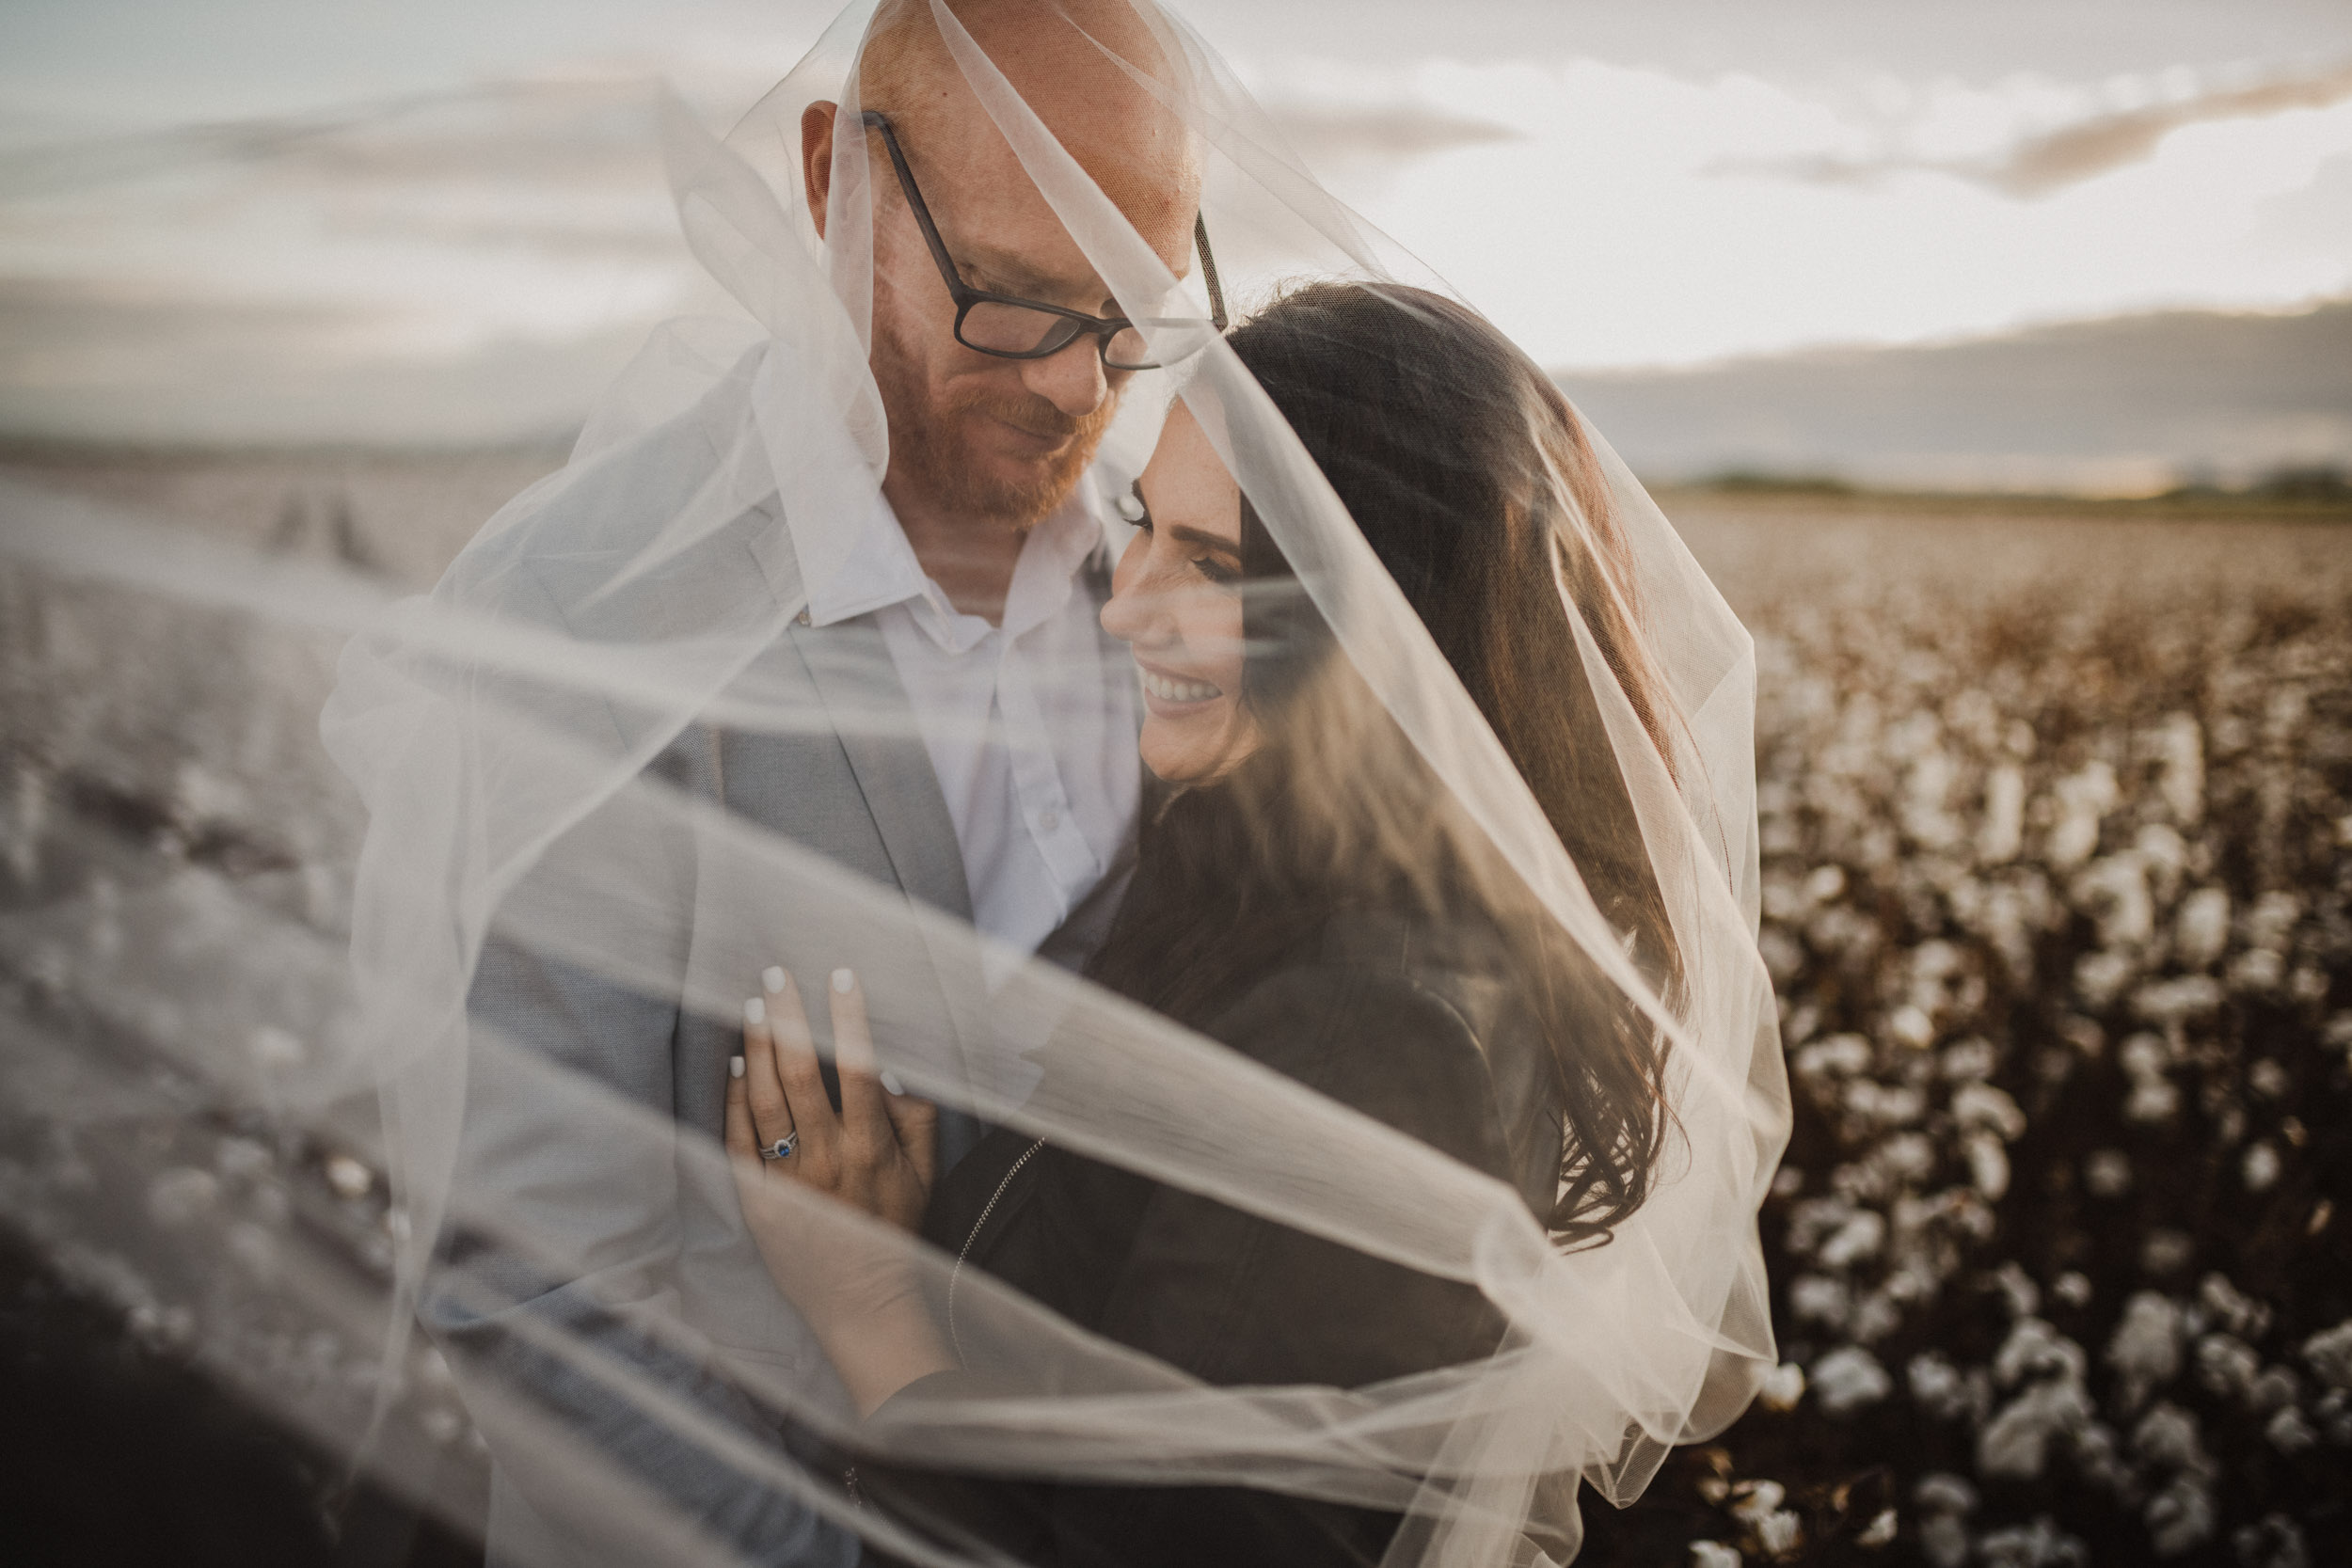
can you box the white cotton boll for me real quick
[2046,761,2118,869]
[1844,1080,1926,1129]
[2053,1272,2093,1308]
[1804,863,1847,903]
[2248,1058,2290,1099]
[2142,1228,2196,1277]
[1818,1210,1887,1270]
[1857,1509,1898,1547]
[1919,1515,1970,1568]
[2196,1335,2262,1401]
[2302,1320,2352,1392]
[1964,1133,2011,1200]
[226,1220,278,1280]
[215,1135,272,1181]
[1976,1380,2092,1480]
[2107,1292,2185,1408]
[2246,1366,2299,1415]
[249,1024,307,1069]
[325,1153,373,1201]
[2265,1406,2318,1454]
[1728,1480,1785,1523]
[2084,1149,2133,1197]
[2132,1402,2209,1471]
[2153,713,2205,825]
[1687,1542,1741,1568]
[1886,1005,1935,1050]
[2199,1274,2272,1340]
[1953,1082,2026,1141]
[2243,1142,2281,1192]
[1991,1263,2042,1322]
[1753,1511,1803,1558]
[1851,1291,1903,1344]
[2074,950,2136,1009]
[1994,1318,2086,1388]
[2173,887,2231,969]
[1791,1275,1851,1329]
[1756,1362,1806,1412]
[1810,1346,1892,1416]
[1908,1353,1972,1420]
[2125,1078,2181,1126]
[1939,1037,1996,1083]
[1796,1033,1873,1079]
[2073,852,2153,949]
[1979,765,2026,863]
[1978,1518,2090,1568]
[146,1166,220,1228]
[2230,947,2284,992]
[2145,1475,2216,1557]
[1912,1472,1978,1516]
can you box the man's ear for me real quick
[802,101,837,240]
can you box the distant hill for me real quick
[1558,301,2352,495]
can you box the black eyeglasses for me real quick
[860,109,1227,372]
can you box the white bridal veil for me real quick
[312,0,1791,1561]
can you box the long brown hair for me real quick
[1088,281,1681,1248]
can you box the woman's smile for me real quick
[1136,658,1223,709]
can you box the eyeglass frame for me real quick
[858,109,1228,371]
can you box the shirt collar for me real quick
[793,472,1113,645]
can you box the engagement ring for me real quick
[759,1132,798,1161]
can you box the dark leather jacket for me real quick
[852,908,1563,1567]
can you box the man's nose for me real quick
[1020,335,1109,419]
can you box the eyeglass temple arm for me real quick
[1195,214,1228,332]
[859,111,970,299]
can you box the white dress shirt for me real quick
[793,478,1140,980]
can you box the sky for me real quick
[1,0,2348,446]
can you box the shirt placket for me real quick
[993,630,1100,924]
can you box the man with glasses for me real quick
[435,3,1221,1564]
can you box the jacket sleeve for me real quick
[851,965,1519,1568]
[426,750,857,1568]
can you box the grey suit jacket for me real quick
[430,437,1129,1567]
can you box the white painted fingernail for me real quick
[743,996,765,1025]
[729,1055,744,1079]
[762,965,787,993]
[831,967,854,994]
[880,1070,905,1097]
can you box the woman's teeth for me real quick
[1139,667,1220,704]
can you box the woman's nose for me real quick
[1100,531,1160,645]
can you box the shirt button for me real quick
[1039,808,1060,832]
[794,609,811,626]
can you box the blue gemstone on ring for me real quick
[762,1132,797,1160]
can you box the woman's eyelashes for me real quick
[1128,489,1239,587]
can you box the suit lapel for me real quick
[783,615,974,925]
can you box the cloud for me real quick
[1258,99,1521,170]
[1723,62,2352,199]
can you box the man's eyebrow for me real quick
[952,236,1093,301]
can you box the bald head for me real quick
[857,0,1195,235]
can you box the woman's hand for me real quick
[724,964,951,1415]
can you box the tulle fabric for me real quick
[317,3,1789,1561]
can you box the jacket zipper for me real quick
[946,1136,1046,1362]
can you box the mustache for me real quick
[956,388,1113,443]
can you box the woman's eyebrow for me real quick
[1162,521,1241,558]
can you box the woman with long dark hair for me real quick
[723,280,1688,1565]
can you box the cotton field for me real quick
[1,463,2346,1563]
[1585,493,2352,1567]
